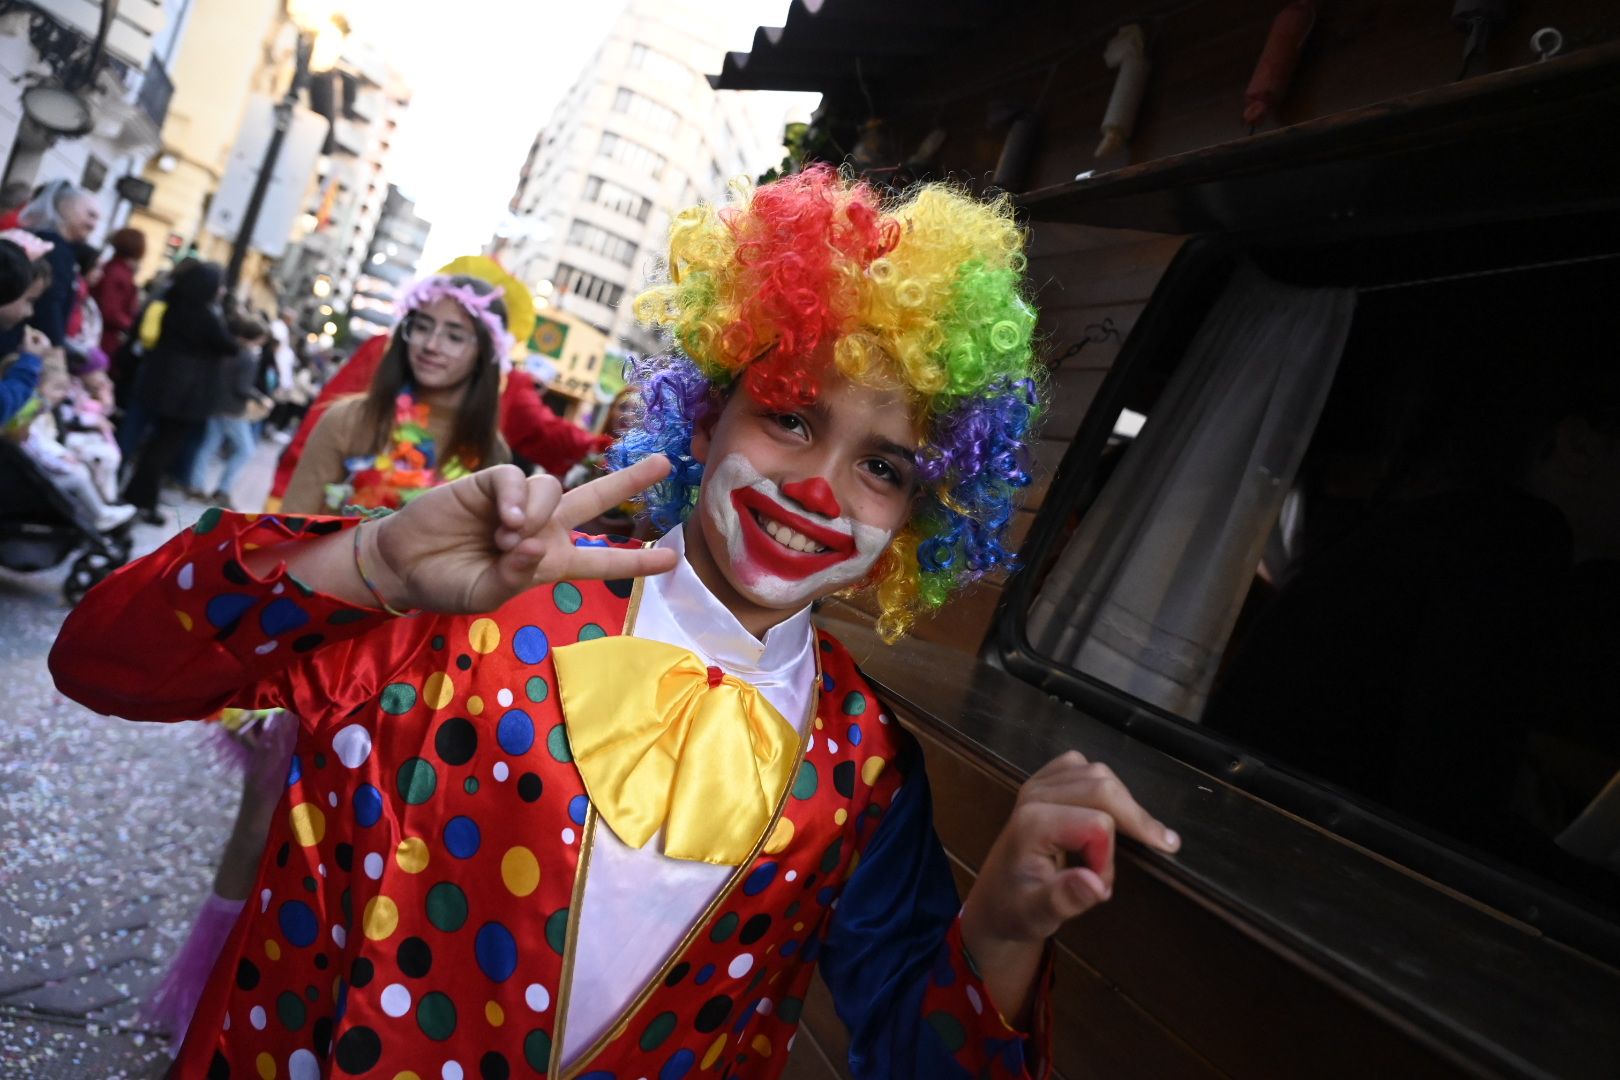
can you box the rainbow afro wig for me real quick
[609,165,1042,640]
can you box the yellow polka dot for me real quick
[701,1033,728,1070]
[468,617,501,654]
[288,802,325,847]
[849,850,862,875]
[833,808,847,826]
[814,717,823,730]
[175,610,193,632]
[751,1034,773,1057]
[363,895,399,941]
[423,671,455,710]
[763,817,795,855]
[395,836,430,873]
[256,1051,276,1079]
[485,1001,504,1027]
[264,938,281,961]
[862,756,888,786]
[793,921,804,932]
[501,846,541,897]
[393,1073,421,1080]
[467,695,484,716]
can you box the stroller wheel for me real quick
[64,550,118,605]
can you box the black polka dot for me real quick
[328,608,368,625]
[517,773,543,803]
[397,936,433,978]
[306,983,319,1001]
[739,914,772,945]
[208,1049,231,1079]
[293,632,326,652]
[221,559,249,585]
[275,842,290,868]
[784,900,800,919]
[341,888,352,924]
[314,953,329,970]
[282,516,308,532]
[604,578,634,599]
[480,1051,511,1080]
[664,961,690,987]
[303,876,318,893]
[313,1016,333,1058]
[456,653,472,670]
[334,843,354,872]
[349,957,374,989]
[235,958,260,990]
[694,994,733,1033]
[313,753,327,769]
[334,1025,382,1073]
[435,717,479,766]
[307,519,343,535]
[833,760,856,798]
[432,634,446,651]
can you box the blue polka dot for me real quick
[444,816,480,859]
[660,1048,696,1080]
[474,921,518,982]
[822,673,836,693]
[205,593,255,629]
[780,939,799,957]
[334,979,348,1022]
[352,783,382,827]
[512,625,549,665]
[694,963,715,986]
[258,597,310,637]
[816,885,838,907]
[848,723,863,746]
[278,899,318,947]
[286,754,302,787]
[742,862,778,896]
[497,709,535,755]
[567,794,589,825]
[577,1073,616,1080]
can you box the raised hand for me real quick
[364,456,678,615]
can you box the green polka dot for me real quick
[276,990,306,1031]
[791,760,818,800]
[777,997,804,1024]
[396,757,437,805]
[820,837,843,874]
[193,506,223,535]
[577,622,606,642]
[417,990,457,1041]
[546,724,572,764]
[380,682,418,715]
[426,882,468,932]
[524,1029,552,1071]
[926,1011,966,1053]
[525,676,549,704]
[842,691,867,716]
[709,912,739,943]
[552,582,582,614]
[639,1011,677,1052]
[545,908,570,955]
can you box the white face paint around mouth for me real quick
[703,453,892,609]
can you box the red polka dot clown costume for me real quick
[50,168,1075,1080]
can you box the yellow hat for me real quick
[436,254,536,362]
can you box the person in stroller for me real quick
[3,350,136,531]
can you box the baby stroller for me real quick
[0,438,132,604]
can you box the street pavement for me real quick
[0,438,281,1077]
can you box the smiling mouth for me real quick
[749,508,830,554]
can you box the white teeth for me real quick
[759,514,827,554]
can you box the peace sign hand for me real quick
[366,456,678,616]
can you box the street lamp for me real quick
[224,3,350,294]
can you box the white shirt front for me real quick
[560,524,817,1064]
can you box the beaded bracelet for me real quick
[352,523,415,617]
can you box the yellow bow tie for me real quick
[552,637,802,866]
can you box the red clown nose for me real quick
[781,477,841,519]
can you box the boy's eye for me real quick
[863,458,904,486]
[771,413,806,435]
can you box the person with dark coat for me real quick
[15,180,99,346]
[121,260,237,521]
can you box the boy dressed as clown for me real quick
[52,169,1178,1079]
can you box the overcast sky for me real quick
[336,0,812,269]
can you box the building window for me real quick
[566,219,638,267]
[628,43,691,88]
[612,87,680,134]
[598,132,666,179]
[582,175,652,223]
[556,262,626,309]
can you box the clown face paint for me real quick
[703,453,892,609]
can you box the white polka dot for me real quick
[331,924,346,948]
[442,1063,464,1080]
[525,983,550,1012]
[966,985,984,1014]
[561,828,576,844]
[176,563,195,590]
[380,982,412,1018]
[363,852,384,880]
[728,953,754,979]
[806,734,814,753]
[756,998,773,1015]
[827,739,840,755]
[493,762,509,782]
[254,641,278,655]
[223,1011,231,1030]
[272,583,285,595]
[332,724,373,768]
[249,1005,266,1030]
[785,870,797,882]
[497,687,514,708]
[327,791,338,808]
[260,888,271,912]
[289,1050,320,1080]
[879,712,890,725]
[317,863,327,877]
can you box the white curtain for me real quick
[1028,263,1357,720]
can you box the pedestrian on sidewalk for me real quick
[186,314,273,508]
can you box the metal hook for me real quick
[1531,27,1563,61]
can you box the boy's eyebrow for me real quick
[870,436,919,462]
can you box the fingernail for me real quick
[1076,867,1111,901]
[1163,829,1180,850]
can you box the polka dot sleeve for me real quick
[51,509,410,723]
